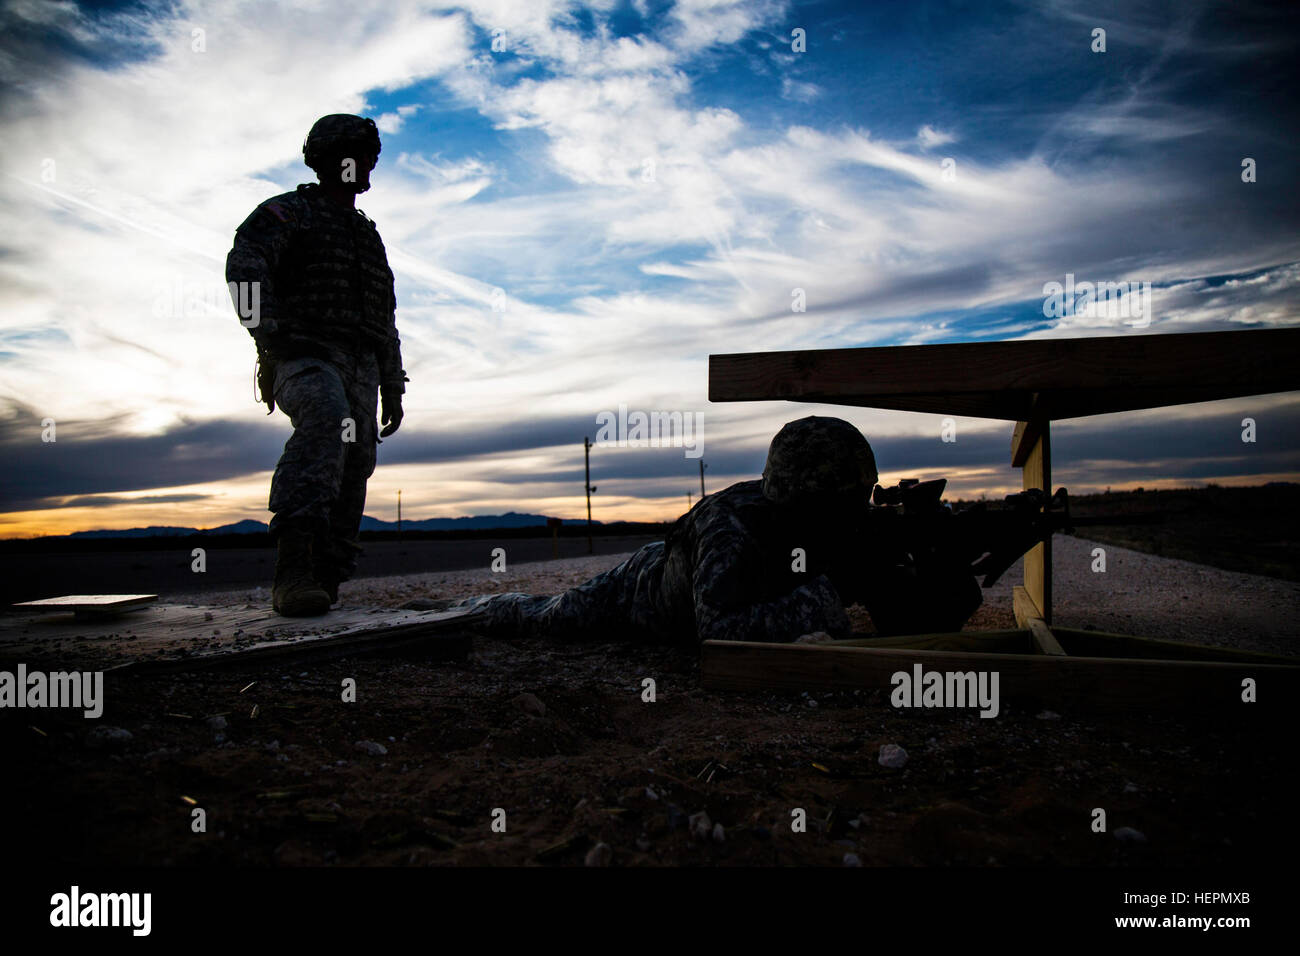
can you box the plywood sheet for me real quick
[0,603,482,671]
[13,594,158,616]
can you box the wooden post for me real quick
[1012,413,1051,625]
[699,460,706,499]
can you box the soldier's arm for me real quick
[377,277,407,396]
[225,202,297,347]
[689,521,849,644]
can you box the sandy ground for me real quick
[8,535,1297,868]
[163,534,1300,655]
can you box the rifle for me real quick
[862,478,1162,589]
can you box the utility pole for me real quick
[397,489,402,537]
[584,437,596,555]
[687,492,692,509]
[699,460,707,500]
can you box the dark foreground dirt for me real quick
[5,602,1295,868]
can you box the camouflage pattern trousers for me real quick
[267,351,380,583]
[450,541,684,643]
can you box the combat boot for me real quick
[317,574,339,606]
[312,535,361,607]
[272,528,331,616]
[313,559,340,606]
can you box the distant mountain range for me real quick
[67,520,270,539]
[64,513,595,539]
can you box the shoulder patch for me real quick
[265,201,291,223]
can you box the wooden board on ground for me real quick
[0,604,483,672]
[701,637,1300,712]
[12,594,158,618]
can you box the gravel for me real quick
[878,743,909,768]
[160,535,1299,655]
[1017,535,1299,655]
[161,552,635,610]
[85,726,133,748]
[1113,826,1148,844]
[585,842,612,867]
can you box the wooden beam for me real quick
[1011,419,1044,468]
[1016,417,1051,623]
[1028,618,1066,656]
[708,328,1300,421]
[832,629,1032,653]
[700,640,1300,711]
[1050,627,1300,665]
[842,626,1300,666]
[1013,586,1044,629]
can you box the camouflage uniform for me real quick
[444,417,983,643]
[226,179,405,585]
[451,481,856,645]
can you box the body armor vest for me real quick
[271,184,394,353]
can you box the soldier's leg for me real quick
[314,364,379,600]
[533,540,668,640]
[268,359,352,539]
[266,359,351,615]
[451,541,672,642]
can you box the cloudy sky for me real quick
[1,0,1298,537]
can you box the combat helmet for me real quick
[761,416,878,505]
[302,114,382,172]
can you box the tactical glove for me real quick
[379,387,403,438]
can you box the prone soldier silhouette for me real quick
[227,114,407,616]
[417,416,985,643]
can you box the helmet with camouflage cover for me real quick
[761,416,878,505]
[302,114,382,172]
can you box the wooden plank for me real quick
[832,630,1032,653]
[13,594,158,617]
[117,621,476,674]
[700,640,1300,711]
[841,626,1300,666]
[1051,628,1300,665]
[12,594,159,607]
[1028,618,1066,656]
[1013,587,1044,630]
[1020,420,1051,623]
[708,328,1300,421]
[0,603,483,670]
[1010,420,1043,469]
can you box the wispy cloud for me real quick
[1,0,1297,536]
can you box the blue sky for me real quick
[1,0,1298,536]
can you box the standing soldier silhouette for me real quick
[226,114,407,616]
